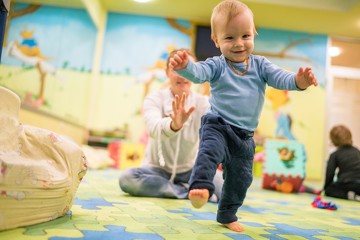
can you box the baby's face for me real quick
[212,11,255,63]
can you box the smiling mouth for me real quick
[233,50,245,54]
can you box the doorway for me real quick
[328,38,360,150]
[328,68,360,149]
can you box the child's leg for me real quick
[188,114,227,207]
[217,127,255,232]
[189,169,224,206]
[189,189,210,208]
[324,182,349,199]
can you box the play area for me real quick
[1,1,360,239]
[1,168,359,240]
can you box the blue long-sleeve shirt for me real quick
[177,54,300,131]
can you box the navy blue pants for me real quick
[189,113,255,224]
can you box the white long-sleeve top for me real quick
[142,88,210,174]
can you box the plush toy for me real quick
[270,179,294,193]
[262,139,306,193]
[311,196,337,210]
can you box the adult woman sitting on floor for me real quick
[119,49,223,202]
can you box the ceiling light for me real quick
[329,46,341,57]
[133,0,152,3]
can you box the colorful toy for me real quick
[109,141,145,169]
[311,196,337,210]
[262,139,306,193]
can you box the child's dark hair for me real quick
[330,125,353,147]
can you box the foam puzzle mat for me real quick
[1,168,359,240]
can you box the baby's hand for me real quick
[295,67,318,90]
[169,50,189,71]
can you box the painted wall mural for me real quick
[254,29,328,179]
[1,3,96,125]
[0,4,327,179]
[91,13,192,142]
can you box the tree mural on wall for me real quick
[136,18,194,100]
[166,18,192,36]
[3,2,40,47]
[255,38,311,63]
[259,37,313,134]
[5,3,55,108]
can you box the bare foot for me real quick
[189,189,209,208]
[223,221,244,232]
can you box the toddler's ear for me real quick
[211,35,220,48]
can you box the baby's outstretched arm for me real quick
[295,67,318,90]
[169,50,189,71]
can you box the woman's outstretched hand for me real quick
[169,92,195,131]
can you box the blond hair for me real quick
[210,0,257,37]
[330,125,353,147]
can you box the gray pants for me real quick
[119,166,224,200]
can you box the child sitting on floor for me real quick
[322,125,360,201]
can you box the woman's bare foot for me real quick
[223,221,244,232]
[189,189,209,208]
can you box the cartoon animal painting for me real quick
[278,146,295,168]
[7,26,56,108]
[15,27,48,60]
[3,3,41,48]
